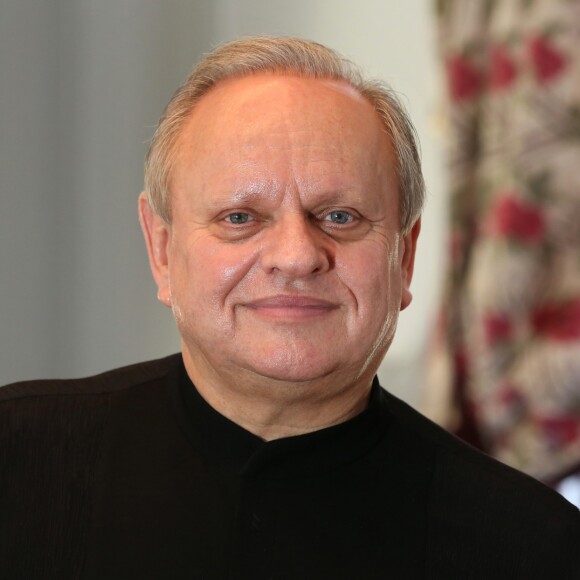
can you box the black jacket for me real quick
[1,354,578,579]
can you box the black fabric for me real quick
[0,353,578,579]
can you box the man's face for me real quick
[142,74,418,390]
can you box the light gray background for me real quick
[0,0,447,407]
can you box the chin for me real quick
[253,368,333,384]
[241,350,340,384]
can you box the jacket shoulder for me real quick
[381,387,575,504]
[380,387,580,573]
[0,353,183,402]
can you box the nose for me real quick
[260,214,332,278]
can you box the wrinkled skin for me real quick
[140,74,420,439]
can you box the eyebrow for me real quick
[222,184,363,200]
[202,169,374,210]
[208,184,279,207]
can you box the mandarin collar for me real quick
[170,357,388,479]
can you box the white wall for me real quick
[0,0,446,407]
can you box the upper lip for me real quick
[243,295,339,309]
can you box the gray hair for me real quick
[144,36,424,233]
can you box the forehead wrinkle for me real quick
[202,173,284,212]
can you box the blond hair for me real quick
[144,36,424,233]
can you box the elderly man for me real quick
[1,37,578,579]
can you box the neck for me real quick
[181,350,374,441]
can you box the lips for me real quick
[242,295,339,320]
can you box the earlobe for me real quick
[138,192,172,307]
[400,218,421,311]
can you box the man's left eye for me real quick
[224,212,254,225]
[324,210,354,224]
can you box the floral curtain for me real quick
[427,0,580,483]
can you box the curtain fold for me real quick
[427,0,580,483]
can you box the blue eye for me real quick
[325,210,353,224]
[225,212,253,224]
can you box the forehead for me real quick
[171,74,396,200]
[194,73,372,120]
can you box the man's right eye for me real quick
[224,212,254,225]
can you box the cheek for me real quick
[169,238,258,309]
[337,242,401,317]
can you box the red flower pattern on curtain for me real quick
[529,35,568,83]
[446,56,483,101]
[490,46,518,90]
[426,0,580,484]
[488,195,546,243]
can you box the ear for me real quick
[138,192,172,307]
[399,218,421,311]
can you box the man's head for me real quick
[139,37,424,432]
[144,36,424,234]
